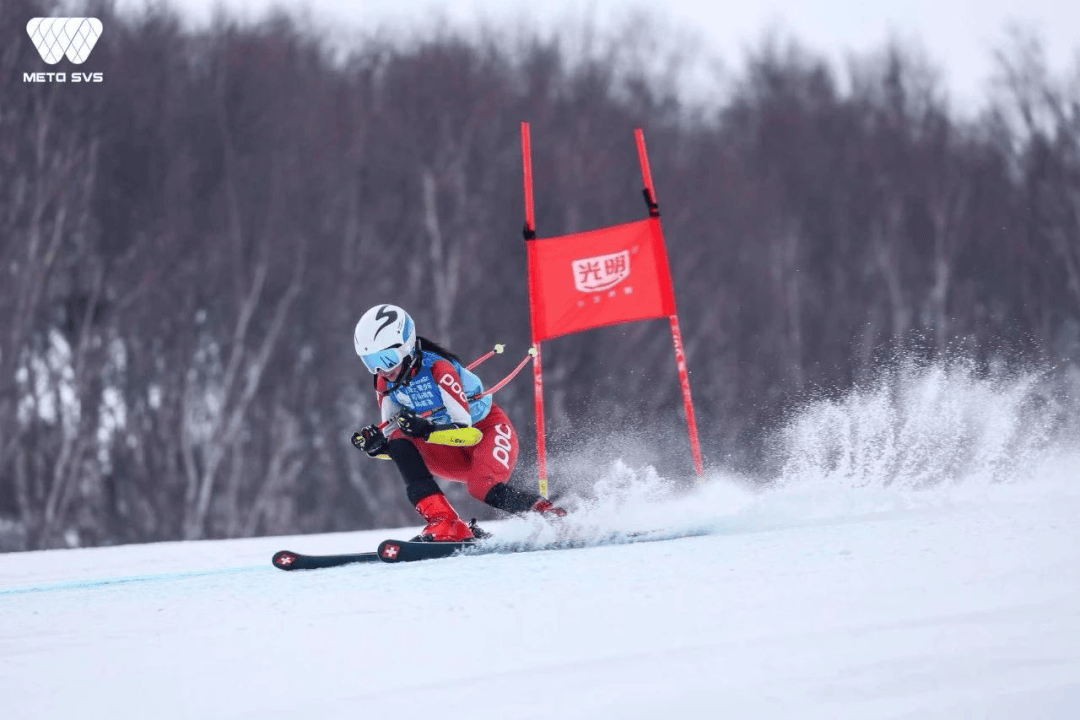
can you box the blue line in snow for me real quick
[0,565,265,596]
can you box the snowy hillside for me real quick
[3,365,1080,720]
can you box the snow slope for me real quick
[3,365,1080,720]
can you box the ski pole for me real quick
[466,343,504,371]
[376,347,536,431]
[473,346,536,398]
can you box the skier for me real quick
[350,304,566,542]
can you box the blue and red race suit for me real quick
[375,349,517,501]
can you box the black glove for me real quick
[351,424,388,457]
[395,407,435,439]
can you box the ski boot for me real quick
[531,498,568,517]
[413,493,475,542]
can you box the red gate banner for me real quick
[526,216,677,342]
[521,122,704,491]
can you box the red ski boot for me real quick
[414,493,475,542]
[531,498,567,517]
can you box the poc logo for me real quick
[492,424,513,470]
[438,373,468,405]
[24,18,104,84]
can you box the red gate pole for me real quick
[634,128,705,481]
[521,121,550,497]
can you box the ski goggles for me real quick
[360,346,403,374]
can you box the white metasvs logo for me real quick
[27,17,101,63]
[572,250,631,293]
[27,17,102,64]
[24,17,104,83]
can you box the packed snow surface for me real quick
[3,364,1079,719]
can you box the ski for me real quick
[376,539,476,563]
[271,541,476,569]
[374,527,702,564]
[272,549,380,571]
[273,527,708,570]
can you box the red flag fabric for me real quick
[526,216,677,342]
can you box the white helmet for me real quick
[353,304,417,376]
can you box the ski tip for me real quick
[377,540,404,563]
[272,550,300,570]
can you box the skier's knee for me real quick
[469,476,502,504]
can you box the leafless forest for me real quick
[2,0,1079,550]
